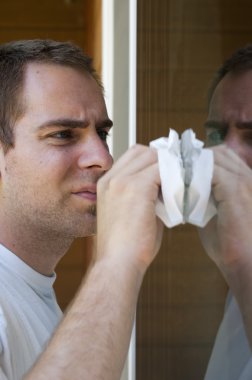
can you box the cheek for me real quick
[3,146,73,193]
[245,154,252,169]
[4,157,53,193]
[240,145,252,169]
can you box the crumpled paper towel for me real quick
[150,128,217,228]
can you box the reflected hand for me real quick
[199,145,252,280]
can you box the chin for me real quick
[76,217,97,238]
[62,208,97,238]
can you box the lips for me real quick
[72,185,97,202]
[75,191,97,201]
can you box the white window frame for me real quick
[102,1,137,379]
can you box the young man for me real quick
[200,45,252,380]
[0,39,163,380]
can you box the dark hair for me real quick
[0,39,101,150]
[208,44,252,106]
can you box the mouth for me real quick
[73,191,97,202]
[71,185,97,202]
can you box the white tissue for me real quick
[150,129,217,228]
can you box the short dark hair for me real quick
[208,44,252,105]
[0,39,101,151]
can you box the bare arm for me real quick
[199,145,252,347]
[25,145,163,380]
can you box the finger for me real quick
[212,164,241,201]
[104,144,158,180]
[212,145,250,175]
[98,162,161,201]
[129,162,161,195]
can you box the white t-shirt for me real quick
[205,291,252,380]
[0,244,63,380]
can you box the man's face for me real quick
[0,63,113,238]
[206,70,252,168]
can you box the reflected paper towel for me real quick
[150,129,217,228]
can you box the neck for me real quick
[0,228,73,275]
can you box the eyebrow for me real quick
[37,118,113,130]
[203,120,228,129]
[96,119,113,130]
[204,120,252,130]
[236,121,252,129]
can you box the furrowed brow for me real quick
[204,120,252,130]
[96,119,113,129]
[203,120,228,129]
[236,121,252,129]
[37,118,89,130]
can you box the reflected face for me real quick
[0,63,113,238]
[206,70,252,168]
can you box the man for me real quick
[0,39,163,379]
[200,44,252,379]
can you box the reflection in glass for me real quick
[136,1,252,379]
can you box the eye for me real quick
[206,129,226,147]
[51,130,74,140]
[97,129,110,142]
[46,129,77,145]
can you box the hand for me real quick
[199,145,252,279]
[96,144,164,274]
[24,147,163,380]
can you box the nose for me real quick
[77,132,113,172]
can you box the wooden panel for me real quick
[54,236,94,309]
[54,268,84,310]
[138,31,228,70]
[85,0,102,74]
[137,111,208,141]
[137,68,213,111]
[138,0,252,32]
[0,0,87,28]
[137,345,212,380]
[0,31,88,48]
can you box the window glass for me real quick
[136,1,252,379]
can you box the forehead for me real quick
[21,62,105,114]
[209,70,252,121]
